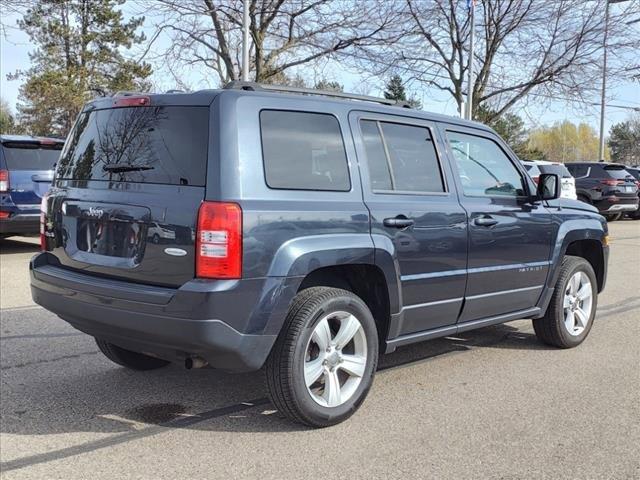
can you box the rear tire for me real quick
[604,213,622,221]
[95,338,170,370]
[577,195,591,205]
[265,287,378,428]
[533,256,597,349]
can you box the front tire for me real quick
[266,287,378,428]
[96,338,170,370]
[533,256,597,348]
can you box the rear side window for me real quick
[566,164,589,178]
[359,120,445,193]
[260,110,350,191]
[56,106,209,185]
[2,144,62,170]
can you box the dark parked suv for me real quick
[565,162,638,221]
[31,84,609,427]
[1,135,64,238]
[624,166,640,219]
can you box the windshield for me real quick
[57,106,209,186]
[2,144,62,170]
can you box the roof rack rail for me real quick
[223,81,413,109]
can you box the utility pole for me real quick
[465,0,476,121]
[242,0,250,82]
[598,0,609,162]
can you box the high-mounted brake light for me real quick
[196,202,242,279]
[113,96,151,108]
[0,170,8,192]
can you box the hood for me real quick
[548,198,599,214]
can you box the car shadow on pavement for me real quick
[0,237,40,254]
[0,321,552,441]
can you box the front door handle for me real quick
[474,215,498,227]
[383,216,415,229]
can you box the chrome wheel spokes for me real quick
[304,311,367,408]
[563,271,593,336]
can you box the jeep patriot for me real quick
[31,83,609,427]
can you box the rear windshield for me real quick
[538,163,572,178]
[603,165,633,180]
[523,164,540,177]
[2,144,62,170]
[627,169,640,181]
[56,106,209,186]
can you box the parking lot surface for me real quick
[1,222,639,479]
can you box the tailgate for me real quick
[46,184,203,287]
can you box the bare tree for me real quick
[359,0,640,120]
[140,0,400,86]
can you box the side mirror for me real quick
[537,173,560,200]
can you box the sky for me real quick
[1,3,639,135]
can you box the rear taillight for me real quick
[0,211,10,219]
[196,202,242,279]
[0,170,9,192]
[40,194,48,251]
[600,179,623,186]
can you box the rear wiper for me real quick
[103,164,154,173]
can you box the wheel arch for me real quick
[297,264,392,347]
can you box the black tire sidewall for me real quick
[290,293,378,426]
[552,258,598,347]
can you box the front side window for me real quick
[260,110,350,191]
[359,119,445,193]
[447,132,526,197]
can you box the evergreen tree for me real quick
[0,98,17,134]
[314,80,343,92]
[475,105,545,160]
[608,117,640,166]
[11,0,151,136]
[383,75,422,109]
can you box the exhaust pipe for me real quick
[185,356,208,370]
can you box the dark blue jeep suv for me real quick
[1,135,64,238]
[30,84,609,427]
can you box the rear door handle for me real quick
[474,216,498,227]
[383,216,414,228]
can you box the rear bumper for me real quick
[0,213,39,235]
[594,197,639,213]
[29,254,285,372]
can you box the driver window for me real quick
[447,131,525,197]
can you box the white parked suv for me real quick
[522,160,578,200]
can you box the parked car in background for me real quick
[1,135,64,238]
[521,160,577,200]
[623,166,640,219]
[565,162,639,221]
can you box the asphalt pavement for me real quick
[1,221,639,479]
